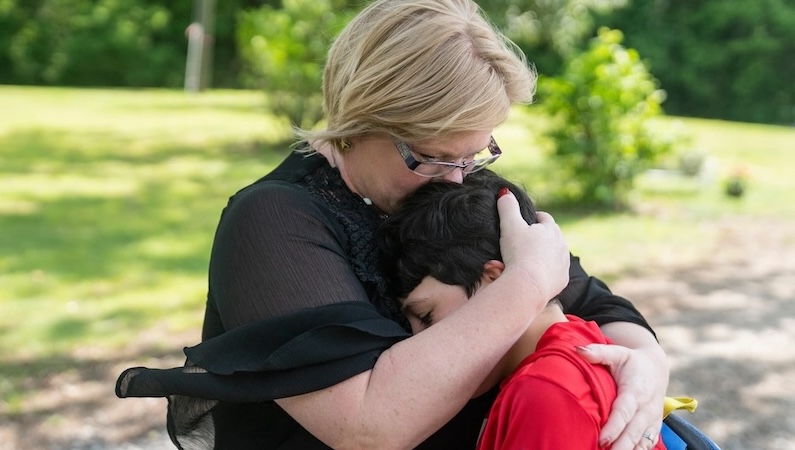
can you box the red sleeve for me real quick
[480,377,601,450]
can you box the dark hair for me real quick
[378,170,538,299]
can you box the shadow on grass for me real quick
[0,128,293,281]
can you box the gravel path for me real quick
[2,218,793,450]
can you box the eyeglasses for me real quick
[394,136,502,178]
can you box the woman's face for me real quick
[341,130,494,214]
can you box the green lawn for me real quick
[0,87,293,361]
[2,86,794,407]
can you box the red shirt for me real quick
[477,316,666,450]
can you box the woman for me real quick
[116,0,668,449]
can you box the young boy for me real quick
[378,170,667,450]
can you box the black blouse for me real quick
[116,150,653,449]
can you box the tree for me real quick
[0,0,256,87]
[3,0,183,86]
[597,0,795,124]
[540,28,675,208]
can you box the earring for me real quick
[340,140,351,150]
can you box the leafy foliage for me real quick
[2,0,792,126]
[597,0,795,124]
[1,0,184,86]
[540,28,675,208]
[480,0,629,74]
[237,0,354,128]
[0,0,258,87]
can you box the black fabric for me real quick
[558,255,656,338]
[201,152,405,339]
[116,149,655,449]
[116,302,410,401]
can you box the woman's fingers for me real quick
[576,344,665,450]
[637,427,660,450]
[495,189,523,235]
[496,192,569,301]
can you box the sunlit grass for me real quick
[0,86,293,366]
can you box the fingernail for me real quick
[498,187,510,198]
[575,345,591,353]
[599,438,611,448]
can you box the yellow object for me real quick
[664,396,698,417]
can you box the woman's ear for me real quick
[482,260,505,282]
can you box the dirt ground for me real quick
[612,217,795,450]
[1,217,793,450]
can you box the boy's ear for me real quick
[482,260,505,281]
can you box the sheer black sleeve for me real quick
[557,254,656,339]
[203,181,371,338]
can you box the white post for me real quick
[201,0,216,91]
[184,0,216,93]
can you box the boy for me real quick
[378,170,667,450]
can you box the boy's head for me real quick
[378,170,538,329]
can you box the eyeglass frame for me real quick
[393,136,502,177]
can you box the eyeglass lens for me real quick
[413,148,498,177]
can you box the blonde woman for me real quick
[117,1,668,449]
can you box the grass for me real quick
[0,86,294,363]
[1,85,794,406]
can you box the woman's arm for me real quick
[275,193,571,449]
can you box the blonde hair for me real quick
[296,0,536,152]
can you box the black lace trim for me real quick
[298,163,409,331]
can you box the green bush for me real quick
[237,0,353,128]
[540,28,674,209]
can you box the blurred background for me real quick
[1,1,794,449]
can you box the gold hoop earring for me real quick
[340,140,351,150]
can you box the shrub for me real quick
[540,28,675,208]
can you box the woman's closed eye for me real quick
[415,151,477,165]
[414,151,444,163]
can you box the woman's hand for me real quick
[496,190,570,303]
[576,323,670,450]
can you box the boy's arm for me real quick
[479,377,600,450]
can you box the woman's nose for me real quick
[438,167,465,183]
